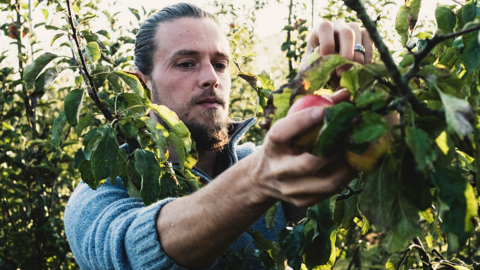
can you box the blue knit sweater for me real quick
[64,118,287,269]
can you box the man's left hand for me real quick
[298,21,375,77]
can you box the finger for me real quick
[328,88,351,104]
[271,152,330,179]
[348,22,364,64]
[333,21,354,76]
[267,106,324,145]
[362,28,374,63]
[314,21,336,57]
[299,21,335,74]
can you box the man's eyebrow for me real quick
[170,50,230,59]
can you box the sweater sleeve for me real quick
[64,177,219,270]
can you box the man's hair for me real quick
[134,3,218,78]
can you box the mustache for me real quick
[188,89,227,108]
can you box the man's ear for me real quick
[135,70,151,89]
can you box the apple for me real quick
[287,94,334,152]
[345,135,390,173]
[8,24,26,39]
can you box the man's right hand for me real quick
[247,89,356,208]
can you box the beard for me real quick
[184,109,231,153]
[151,83,231,153]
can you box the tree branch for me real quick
[405,24,480,81]
[343,0,445,120]
[65,0,113,121]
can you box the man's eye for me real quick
[178,62,194,68]
[213,63,227,70]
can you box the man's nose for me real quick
[199,63,219,89]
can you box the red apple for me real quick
[287,94,334,152]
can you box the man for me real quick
[64,3,374,269]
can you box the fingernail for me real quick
[311,107,323,119]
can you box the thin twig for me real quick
[347,246,360,270]
[413,237,432,270]
[432,248,446,260]
[396,244,416,270]
[65,0,113,121]
[337,188,363,200]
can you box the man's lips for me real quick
[197,97,222,104]
[196,97,224,109]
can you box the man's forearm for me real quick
[155,153,274,268]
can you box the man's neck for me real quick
[167,145,217,178]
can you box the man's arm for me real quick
[157,91,355,268]
[157,20,373,268]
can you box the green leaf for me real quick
[112,70,144,98]
[247,229,286,270]
[85,42,101,63]
[303,55,351,93]
[134,149,161,206]
[277,225,305,270]
[304,196,337,269]
[271,88,292,126]
[45,24,67,32]
[257,70,275,90]
[91,66,111,89]
[129,7,140,20]
[223,250,245,270]
[352,111,388,144]
[64,89,84,126]
[141,117,170,162]
[159,172,176,199]
[74,149,85,169]
[170,133,186,172]
[51,33,65,46]
[407,0,422,21]
[462,0,480,23]
[437,89,474,138]
[265,201,280,231]
[79,159,96,189]
[24,52,58,90]
[455,26,480,73]
[91,127,119,182]
[313,102,357,158]
[252,249,277,270]
[76,114,94,136]
[149,104,194,170]
[430,168,478,251]
[435,5,457,46]
[356,89,388,108]
[119,93,146,117]
[96,29,110,39]
[51,111,68,149]
[405,126,437,171]
[361,157,422,252]
[42,9,48,20]
[340,68,359,96]
[395,5,410,47]
[44,66,68,90]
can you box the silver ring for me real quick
[354,44,365,55]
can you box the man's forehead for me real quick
[154,17,230,59]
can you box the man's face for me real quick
[143,18,232,152]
